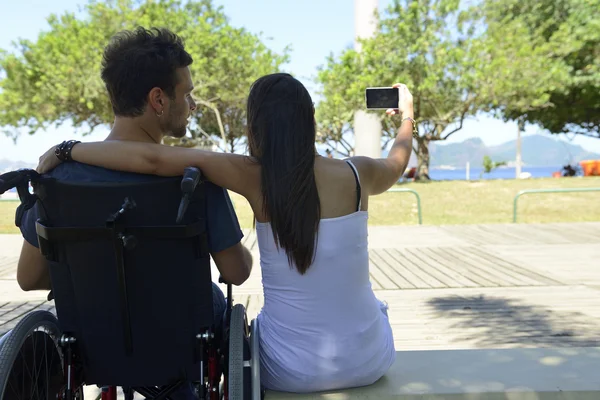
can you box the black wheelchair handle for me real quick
[176,167,202,224]
[181,167,201,194]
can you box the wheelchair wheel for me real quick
[249,319,262,400]
[228,304,250,400]
[0,331,10,351]
[0,310,66,400]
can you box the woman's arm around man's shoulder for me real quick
[37,140,261,199]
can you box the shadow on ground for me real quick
[427,295,600,347]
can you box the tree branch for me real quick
[340,136,354,154]
[196,126,227,152]
[441,103,471,140]
[325,139,351,156]
[197,99,227,147]
[423,97,443,119]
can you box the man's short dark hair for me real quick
[101,27,193,117]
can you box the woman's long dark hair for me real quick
[247,73,320,274]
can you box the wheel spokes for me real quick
[5,327,63,400]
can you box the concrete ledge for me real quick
[266,347,600,399]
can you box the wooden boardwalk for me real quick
[1,222,600,351]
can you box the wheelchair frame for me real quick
[0,168,262,400]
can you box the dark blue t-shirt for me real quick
[19,162,243,254]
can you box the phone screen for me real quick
[365,87,399,109]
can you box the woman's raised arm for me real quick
[37,141,259,198]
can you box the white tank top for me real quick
[256,160,396,393]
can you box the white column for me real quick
[516,119,523,178]
[354,0,381,158]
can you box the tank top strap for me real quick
[345,160,362,212]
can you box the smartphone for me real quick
[365,87,399,110]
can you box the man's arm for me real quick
[211,243,253,286]
[16,202,51,291]
[205,183,253,286]
[17,240,51,291]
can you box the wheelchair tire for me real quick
[250,319,262,400]
[228,303,249,400]
[0,310,65,400]
[0,331,10,351]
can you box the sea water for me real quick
[429,166,561,181]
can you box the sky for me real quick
[0,0,599,165]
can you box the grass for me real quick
[2,177,600,233]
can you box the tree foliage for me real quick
[317,0,496,178]
[482,155,506,174]
[316,0,592,178]
[0,0,289,150]
[474,0,600,138]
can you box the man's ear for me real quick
[148,87,165,114]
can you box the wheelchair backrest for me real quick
[33,173,212,387]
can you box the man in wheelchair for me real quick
[0,27,259,400]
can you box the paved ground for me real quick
[1,222,599,398]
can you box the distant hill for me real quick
[429,135,600,168]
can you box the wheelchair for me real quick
[0,168,262,400]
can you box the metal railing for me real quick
[513,187,600,223]
[387,188,423,225]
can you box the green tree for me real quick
[317,0,496,179]
[317,0,572,179]
[473,0,600,138]
[482,155,506,175]
[0,0,289,150]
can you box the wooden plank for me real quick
[473,225,529,245]
[388,249,447,288]
[450,246,542,286]
[369,250,416,289]
[0,256,18,267]
[0,302,28,318]
[378,285,600,350]
[399,248,459,288]
[542,224,592,244]
[425,247,501,287]
[504,224,573,244]
[367,253,400,290]
[378,249,431,288]
[549,222,600,241]
[410,247,480,288]
[400,248,455,288]
[442,247,528,286]
[438,225,488,246]
[0,301,50,336]
[445,225,525,246]
[466,246,564,286]
[364,254,383,290]
[0,257,17,278]
[476,224,544,244]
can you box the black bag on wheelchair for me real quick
[26,170,213,387]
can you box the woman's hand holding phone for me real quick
[386,83,414,119]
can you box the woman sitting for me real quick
[37,74,414,393]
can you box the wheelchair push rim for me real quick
[227,304,249,400]
[0,310,66,400]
